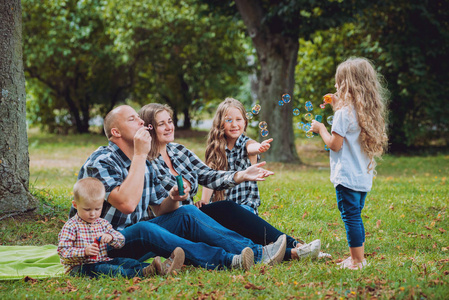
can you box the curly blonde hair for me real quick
[205,98,248,201]
[334,57,389,172]
[138,103,174,161]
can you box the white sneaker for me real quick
[231,247,254,271]
[261,234,287,265]
[295,239,321,259]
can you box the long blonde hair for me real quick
[138,103,174,161]
[334,57,389,172]
[205,98,248,201]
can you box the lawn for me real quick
[0,129,448,299]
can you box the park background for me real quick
[0,0,448,298]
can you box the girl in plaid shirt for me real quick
[58,177,184,277]
[200,98,272,214]
[139,103,327,262]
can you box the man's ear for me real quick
[111,127,121,138]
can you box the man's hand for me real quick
[134,127,152,157]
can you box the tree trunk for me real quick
[235,0,300,162]
[0,0,37,213]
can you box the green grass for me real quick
[1,130,448,299]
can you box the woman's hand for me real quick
[194,199,209,208]
[169,183,191,202]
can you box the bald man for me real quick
[68,105,286,271]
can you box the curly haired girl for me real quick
[310,57,388,270]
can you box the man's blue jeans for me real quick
[70,257,150,278]
[108,206,263,269]
[336,184,367,248]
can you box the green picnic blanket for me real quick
[0,245,64,280]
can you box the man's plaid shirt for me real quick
[58,214,125,273]
[150,143,238,206]
[69,141,169,230]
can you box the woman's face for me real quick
[154,110,175,145]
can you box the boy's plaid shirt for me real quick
[58,214,125,273]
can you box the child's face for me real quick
[223,107,245,141]
[155,110,175,145]
[73,198,103,224]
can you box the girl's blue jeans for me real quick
[199,201,299,260]
[70,257,150,278]
[107,205,263,270]
[335,184,367,248]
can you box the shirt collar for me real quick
[226,134,246,151]
[108,141,132,168]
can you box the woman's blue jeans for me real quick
[70,257,150,278]
[108,205,263,270]
[335,184,367,248]
[199,201,299,260]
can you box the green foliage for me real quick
[105,0,252,127]
[23,0,132,133]
[358,0,449,151]
[1,132,448,298]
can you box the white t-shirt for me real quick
[330,105,373,192]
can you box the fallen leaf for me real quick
[302,211,308,219]
[23,276,38,284]
[376,220,381,228]
[439,228,446,233]
[126,285,141,293]
[244,282,265,290]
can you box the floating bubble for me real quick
[305,101,313,112]
[259,121,268,130]
[320,103,326,109]
[282,93,291,103]
[303,123,311,132]
[293,108,300,116]
[297,122,305,130]
[304,113,314,122]
[260,129,269,137]
[327,115,334,125]
[246,112,253,120]
[324,145,330,151]
[278,100,284,106]
[252,104,261,115]
[306,131,314,138]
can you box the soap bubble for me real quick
[327,115,333,125]
[297,122,305,130]
[282,93,291,103]
[259,121,268,130]
[320,104,326,109]
[252,104,261,115]
[303,123,311,131]
[324,145,330,151]
[278,100,284,106]
[306,131,314,138]
[305,101,313,112]
[293,108,300,116]
[246,112,253,120]
[260,129,269,137]
[304,113,314,122]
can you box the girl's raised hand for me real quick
[259,138,273,153]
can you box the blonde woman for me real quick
[310,57,389,270]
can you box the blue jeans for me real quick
[70,257,150,278]
[336,184,367,248]
[199,201,300,260]
[108,206,263,270]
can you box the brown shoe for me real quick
[142,256,163,277]
[161,247,185,276]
